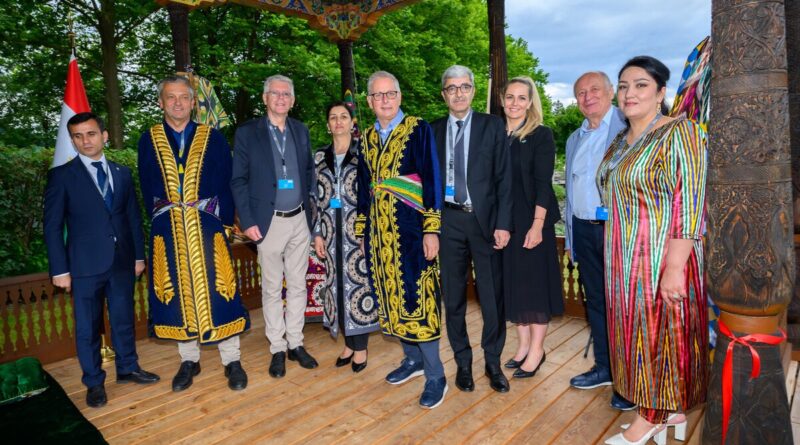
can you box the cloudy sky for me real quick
[505,0,711,106]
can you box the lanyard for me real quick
[268,124,289,178]
[447,112,472,187]
[597,114,661,206]
[333,152,346,199]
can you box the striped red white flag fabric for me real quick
[52,51,91,168]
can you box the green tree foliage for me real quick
[0,147,145,278]
[551,101,585,157]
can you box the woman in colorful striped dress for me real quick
[598,56,707,445]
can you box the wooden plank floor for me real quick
[44,298,796,444]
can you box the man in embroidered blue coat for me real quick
[355,71,446,409]
[138,76,249,392]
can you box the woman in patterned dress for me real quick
[313,102,379,373]
[598,56,707,445]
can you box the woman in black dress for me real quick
[501,76,564,378]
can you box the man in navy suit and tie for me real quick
[44,112,159,408]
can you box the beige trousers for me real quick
[256,211,310,354]
[177,335,240,366]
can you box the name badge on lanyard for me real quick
[330,198,342,209]
[278,179,294,190]
[445,185,455,197]
[595,206,609,221]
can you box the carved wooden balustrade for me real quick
[0,238,585,365]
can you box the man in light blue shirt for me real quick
[564,72,634,411]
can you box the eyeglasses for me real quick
[368,91,399,101]
[443,84,474,95]
[266,91,293,99]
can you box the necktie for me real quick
[454,120,467,204]
[91,161,114,211]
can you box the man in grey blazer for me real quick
[231,74,318,378]
[564,71,634,410]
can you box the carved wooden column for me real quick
[703,1,795,444]
[338,40,356,99]
[487,0,507,117]
[167,2,191,72]
[786,0,800,347]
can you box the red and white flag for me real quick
[52,51,91,168]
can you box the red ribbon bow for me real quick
[718,319,786,445]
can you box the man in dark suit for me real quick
[231,74,318,378]
[44,112,159,408]
[431,65,512,393]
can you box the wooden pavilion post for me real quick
[167,2,192,72]
[703,1,795,444]
[786,0,800,348]
[487,0,507,117]
[338,40,356,99]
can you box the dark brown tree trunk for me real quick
[703,1,795,443]
[338,40,356,99]
[487,0,507,117]
[786,0,800,348]
[98,0,123,150]
[167,2,191,72]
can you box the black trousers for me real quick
[572,216,610,370]
[440,207,506,368]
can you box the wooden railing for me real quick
[0,238,585,365]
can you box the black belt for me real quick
[444,201,473,213]
[274,204,304,218]
[576,217,604,225]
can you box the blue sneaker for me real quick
[569,366,612,389]
[610,391,636,411]
[419,377,448,409]
[385,358,424,385]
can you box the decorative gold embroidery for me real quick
[213,233,237,302]
[354,214,366,237]
[422,208,441,233]
[362,117,439,341]
[153,325,193,341]
[152,236,174,305]
[150,124,236,343]
[207,317,248,342]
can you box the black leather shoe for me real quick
[288,346,319,369]
[117,368,160,384]
[352,359,368,373]
[224,360,248,390]
[269,352,286,378]
[485,364,510,393]
[455,366,475,392]
[504,355,527,369]
[335,353,353,367]
[172,361,201,392]
[610,391,636,411]
[86,385,107,408]
[513,351,546,379]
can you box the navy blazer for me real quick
[231,116,315,242]
[431,111,512,240]
[510,125,561,229]
[43,157,145,278]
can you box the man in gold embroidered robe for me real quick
[138,76,250,392]
[355,71,447,409]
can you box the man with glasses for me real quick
[431,65,512,394]
[355,71,446,409]
[231,74,318,378]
